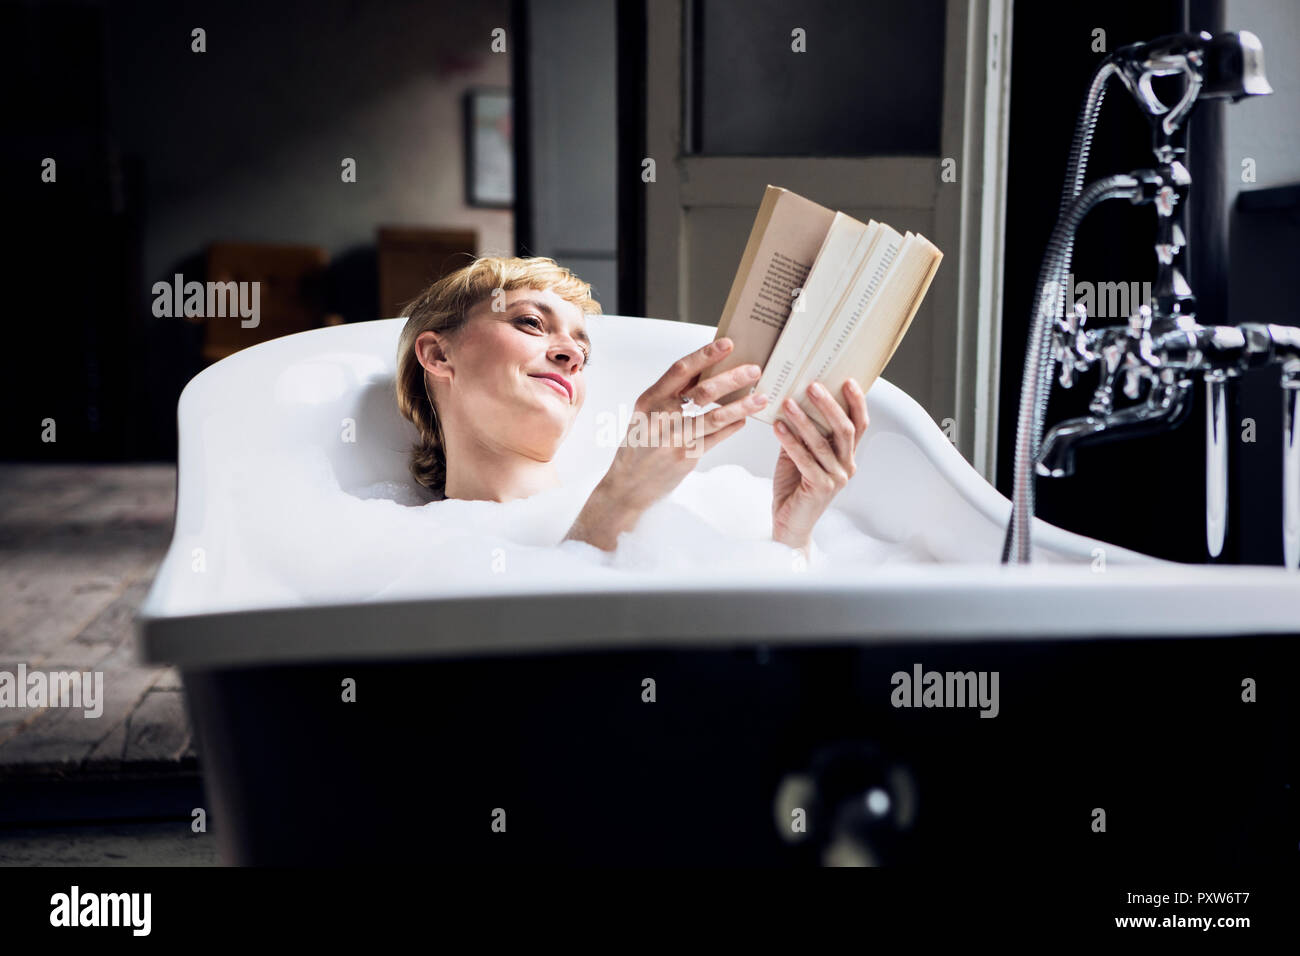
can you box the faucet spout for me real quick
[1036,379,1192,477]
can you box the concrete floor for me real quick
[0,820,220,866]
[0,463,193,778]
[1,463,212,865]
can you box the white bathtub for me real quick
[136,315,1300,865]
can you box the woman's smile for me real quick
[530,374,572,402]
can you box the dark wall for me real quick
[1,0,510,463]
[1,3,145,463]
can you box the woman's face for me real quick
[417,287,590,458]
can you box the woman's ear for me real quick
[415,330,453,382]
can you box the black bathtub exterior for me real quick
[180,633,1299,866]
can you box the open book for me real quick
[710,185,943,436]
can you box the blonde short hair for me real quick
[394,255,602,494]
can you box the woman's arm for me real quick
[562,477,648,551]
[563,336,765,552]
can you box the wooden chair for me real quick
[377,227,478,319]
[202,242,333,362]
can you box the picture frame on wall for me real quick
[464,87,513,208]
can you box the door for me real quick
[638,0,1013,480]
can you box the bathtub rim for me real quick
[136,561,1300,669]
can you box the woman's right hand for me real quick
[598,336,768,512]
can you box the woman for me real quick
[395,256,869,561]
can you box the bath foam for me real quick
[222,441,937,610]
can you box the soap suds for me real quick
[223,445,937,608]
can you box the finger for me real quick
[842,379,869,442]
[842,380,869,479]
[647,338,736,405]
[805,382,857,473]
[681,362,762,406]
[696,390,769,436]
[773,420,831,490]
[694,415,746,456]
[780,395,848,483]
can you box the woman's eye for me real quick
[518,316,590,366]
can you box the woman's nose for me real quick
[550,344,584,369]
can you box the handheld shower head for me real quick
[1200,29,1272,101]
[1106,30,1272,138]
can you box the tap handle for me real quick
[1055,303,1090,389]
[1068,301,1086,334]
[1056,352,1074,389]
[1129,302,1154,333]
[1122,354,1152,400]
[1088,343,1125,416]
[1118,305,1158,399]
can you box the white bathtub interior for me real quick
[145,315,1157,607]
[133,313,1300,671]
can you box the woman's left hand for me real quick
[771,378,869,553]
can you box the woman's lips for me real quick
[531,375,570,401]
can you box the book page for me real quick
[876,242,943,373]
[788,235,943,436]
[711,186,836,405]
[752,221,903,424]
[749,213,874,413]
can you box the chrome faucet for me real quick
[1001,30,1300,568]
